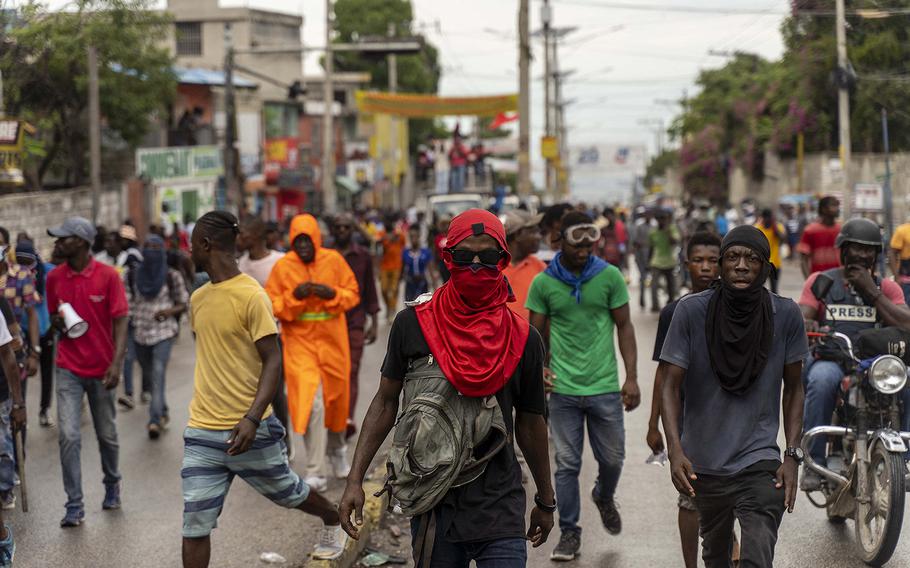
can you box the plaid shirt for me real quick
[2,263,39,322]
[124,269,189,346]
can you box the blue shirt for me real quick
[402,248,432,278]
[659,289,807,475]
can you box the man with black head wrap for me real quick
[659,225,807,568]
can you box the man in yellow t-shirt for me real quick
[180,211,346,567]
[890,221,910,302]
[755,208,786,294]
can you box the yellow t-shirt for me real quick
[188,273,278,430]
[755,221,786,269]
[891,223,910,260]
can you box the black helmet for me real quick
[835,218,883,250]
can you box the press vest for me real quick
[816,267,881,360]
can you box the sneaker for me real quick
[39,410,53,427]
[305,475,328,493]
[147,423,161,440]
[60,508,84,528]
[102,482,121,510]
[0,523,14,567]
[0,491,13,511]
[117,395,135,410]
[160,415,170,429]
[800,468,822,492]
[312,524,348,560]
[328,447,351,479]
[550,530,581,562]
[592,490,622,535]
[140,392,151,404]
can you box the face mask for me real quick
[448,263,505,308]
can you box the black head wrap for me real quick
[705,225,774,395]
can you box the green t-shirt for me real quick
[525,265,629,396]
[649,225,680,270]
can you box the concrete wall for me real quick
[0,186,123,256]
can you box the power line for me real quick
[550,0,789,15]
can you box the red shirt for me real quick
[797,222,841,274]
[799,271,905,312]
[46,259,129,378]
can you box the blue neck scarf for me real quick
[545,252,610,303]
[136,236,168,299]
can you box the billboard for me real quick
[568,144,648,205]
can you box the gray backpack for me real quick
[380,354,509,517]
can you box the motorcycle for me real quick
[801,273,910,566]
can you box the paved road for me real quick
[524,263,910,567]
[8,261,910,567]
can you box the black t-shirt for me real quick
[380,307,546,543]
[652,298,681,362]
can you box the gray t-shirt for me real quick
[659,289,808,476]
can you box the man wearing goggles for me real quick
[527,211,640,561]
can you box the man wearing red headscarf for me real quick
[339,209,555,567]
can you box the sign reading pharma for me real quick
[137,146,222,182]
[136,146,223,229]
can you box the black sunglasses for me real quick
[447,248,504,266]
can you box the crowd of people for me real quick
[0,191,906,567]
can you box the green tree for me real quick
[331,0,441,151]
[0,0,176,187]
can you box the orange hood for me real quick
[289,214,322,250]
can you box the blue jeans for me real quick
[56,368,121,511]
[135,338,173,426]
[409,517,527,568]
[901,282,910,305]
[0,400,13,493]
[122,325,149,397]
[449,165,466,193]
[548,392,625,534]
[803,357,910,464]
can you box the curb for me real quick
[304,464,391,568]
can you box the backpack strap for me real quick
[412,510,437,568]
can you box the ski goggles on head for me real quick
[563,224,601,245]
[446,247,505,266]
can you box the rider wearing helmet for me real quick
[798,218,910,491]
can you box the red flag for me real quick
[489,112,519,130]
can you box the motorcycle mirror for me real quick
[812,273,834,302]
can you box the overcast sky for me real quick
[39,0,791,165]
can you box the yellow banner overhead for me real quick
[355,91,519,118]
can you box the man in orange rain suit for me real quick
[265,214,360,492]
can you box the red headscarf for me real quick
[415,209,531,397]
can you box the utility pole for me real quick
[836,0,852,216]
[388,22,400,209]
[882,108,894,243]
[322,0,337,214]
[88,46,101,225]
[541,0,553,199]
[551,29,575,198]
[223,24,237,212]
[517,0,531,197]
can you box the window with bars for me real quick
[176,22,202,56]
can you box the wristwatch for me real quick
[784,447,804,464]
[534,493,558,513]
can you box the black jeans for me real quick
[651,268,677,308]
[693,461,785,568]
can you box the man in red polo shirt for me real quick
[45,217,129,528]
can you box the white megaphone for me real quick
[58,303,89,339]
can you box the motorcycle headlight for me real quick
[869,355,908,394]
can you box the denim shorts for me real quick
[181,415,309,538]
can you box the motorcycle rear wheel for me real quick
[855,442,905,566]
